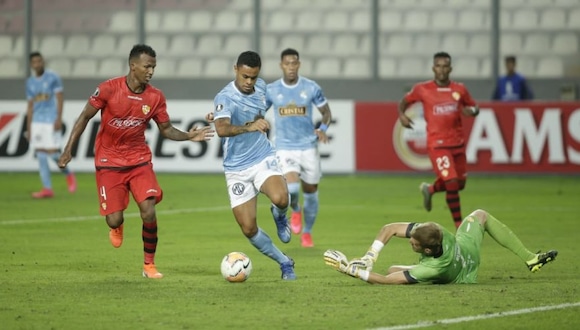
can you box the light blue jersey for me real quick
[266,76,327,150]
[214,78,275,171]
[26,69,63,123]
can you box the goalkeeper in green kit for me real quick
[324,209,557,284]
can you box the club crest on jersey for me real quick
[452,92,460,101]
[142,105,151,115]
[300,91,307,99]
[101,202,107,210]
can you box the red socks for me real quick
[142,220,158,264]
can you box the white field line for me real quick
[370,302,580,330]
[0,206,230,225]
[0,204,366,225]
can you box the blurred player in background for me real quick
[206,51,296,280]
[492,55,534,101]
[266,48,332,248]
[58,44,214,279]
[398,52,479,229]
[324,209,557,285]
[26,51,76,198]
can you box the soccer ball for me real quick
[220,252,252,282]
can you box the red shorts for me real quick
[428,146,467,181]
[95,163,163,216]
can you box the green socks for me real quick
[484,213,536,262]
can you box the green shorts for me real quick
[455,215,484,277]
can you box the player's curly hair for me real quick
[411,222,443,256]
[129,44,157,61]
[280,48,299,60]
[236,51,261,68]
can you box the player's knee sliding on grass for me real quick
[324,209,557,285]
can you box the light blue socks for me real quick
[303,191,319,234]
[271,202,289,220]
[36,151,52,189]
[287,182,300,212]
[249,228,290,264]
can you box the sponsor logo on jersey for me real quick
[108,116,145,129]
[278,102,306,116]
[433,102,458,115]
[33,93,50,102]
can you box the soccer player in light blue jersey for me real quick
[26,52,76,198]
[266,48,332,248]
[207,51,296,280]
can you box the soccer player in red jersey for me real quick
[58,44,214,278]
[398,52,480,229]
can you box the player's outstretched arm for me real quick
[58,102,100,168]
[55,91,64,131]
[365,270,414,285]
[349,222,412,271]
[324,250,415,285]
[462,105,479,117]
[315,103,332,144]
[157,121,214,142]
[187,126,214,142]
[397,98,414,128]
[25,100,34,141]
[213,117,269,137]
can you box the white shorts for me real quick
[30,122,62,150]
[276,148,322,184]
[225,155,283,208]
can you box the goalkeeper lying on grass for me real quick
[324,209,557,285]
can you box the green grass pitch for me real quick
[1,172,579,330]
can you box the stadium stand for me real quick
[0,0,578,79]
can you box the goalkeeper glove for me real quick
[323,249,349,273]
[348,249,379,271]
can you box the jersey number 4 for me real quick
[100,186,107,201]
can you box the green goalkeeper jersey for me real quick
[407,222,482,284]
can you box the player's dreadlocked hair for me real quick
[411,222,443,257]
[433,51,452,64]
[129,44,157,62]
[280,48,299,60]
[236,51,261,69]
